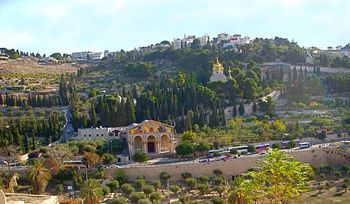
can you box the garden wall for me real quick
[104,147,350,182]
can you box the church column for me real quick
[156,140,161,153]
[142,141,148,154]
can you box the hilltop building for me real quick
[71,51,105,61]
[76,120,175,157]
[214,33,250,48]
[209,58,227,82]
[173,34,209,49]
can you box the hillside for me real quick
[0,57,83,93]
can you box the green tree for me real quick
[106,179,119,191]
[159,172,171,185]
[185,177,197,191]
[169,184,181,195]
[135,178,146,190]
[181,130,197,143]
[196,141,211,156]
[247,145,256,153]
[103,153,116,164]
[149,192,162,203]
[175,142,195,157]
[79,179,104,204]
[133,151,148,163]
[143,184,155,196]
[129,192,147,204]
[238,101,245,116]
[27,159,52,194]
[230,149,315,203]
[121,183,135,196]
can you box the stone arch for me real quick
[134,136,143,152]
[160,134,170,152]
[147,135,156,153]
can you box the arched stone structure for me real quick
[126,120,175,157]
[147,135,156,153]
[160,134,170,152]
[134,136,143,153]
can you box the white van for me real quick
[298,142,310,149]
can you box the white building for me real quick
[88,52,104,60]
[172,34,208,49]
[71,51,105,61]
[77,127,111,140]
[222,34,250,48]
[71,51,92,60]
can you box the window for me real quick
[101,134,104,137]
[96,134,99,137]
[84,134,86,137]
[89,134,91,137]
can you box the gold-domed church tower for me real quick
[209,57,227,82]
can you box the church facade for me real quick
[76,120,175,157]
[127,120,175,157]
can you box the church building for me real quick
[76,120,175,158]
[209,57,228,82]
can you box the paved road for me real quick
[48,106,74,144]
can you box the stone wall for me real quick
[105,147,350,182]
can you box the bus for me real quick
[298,142,311,149]
[255,144,270,152]
[231,145,249,154]
[281,140,300,149]
[63,160,86,169]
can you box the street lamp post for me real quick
[110,140,113,154]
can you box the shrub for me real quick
[212,176,225,186]
[247,144,256,153]
[185,178,197,190]
[137,199,152,204]
[129,192,147,204]
[102,186,110,196]
[181,172,192,180]
[198,175,209,183]
[121,183,135,196]
[169,184,180,194]
[213,169,223,176]
[82,144,96,152]
[115,169,128,184]
[179,195,190,204]
[135,178,146,190]
[108,196,127,204]
[211,196,225,204]
[133,151,148,163]
[143,184,155,196]
[286,140,297,149]
[106,179,119,191]
[159,172,171,184]
[103,153,116,164]
[197,183,209,195]
[271,143,282,150]
[152,179,161,190]
[229,148,238,154]
[149,192,162,202]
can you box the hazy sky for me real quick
[0,0,349,55]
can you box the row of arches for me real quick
[134,135,170,154]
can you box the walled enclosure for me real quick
[105,147,350,182]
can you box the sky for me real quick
[0,0,349,55]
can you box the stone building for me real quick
[76,120,175,157]
[126,120,175,157]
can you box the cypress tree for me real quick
[238,101,245,116]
